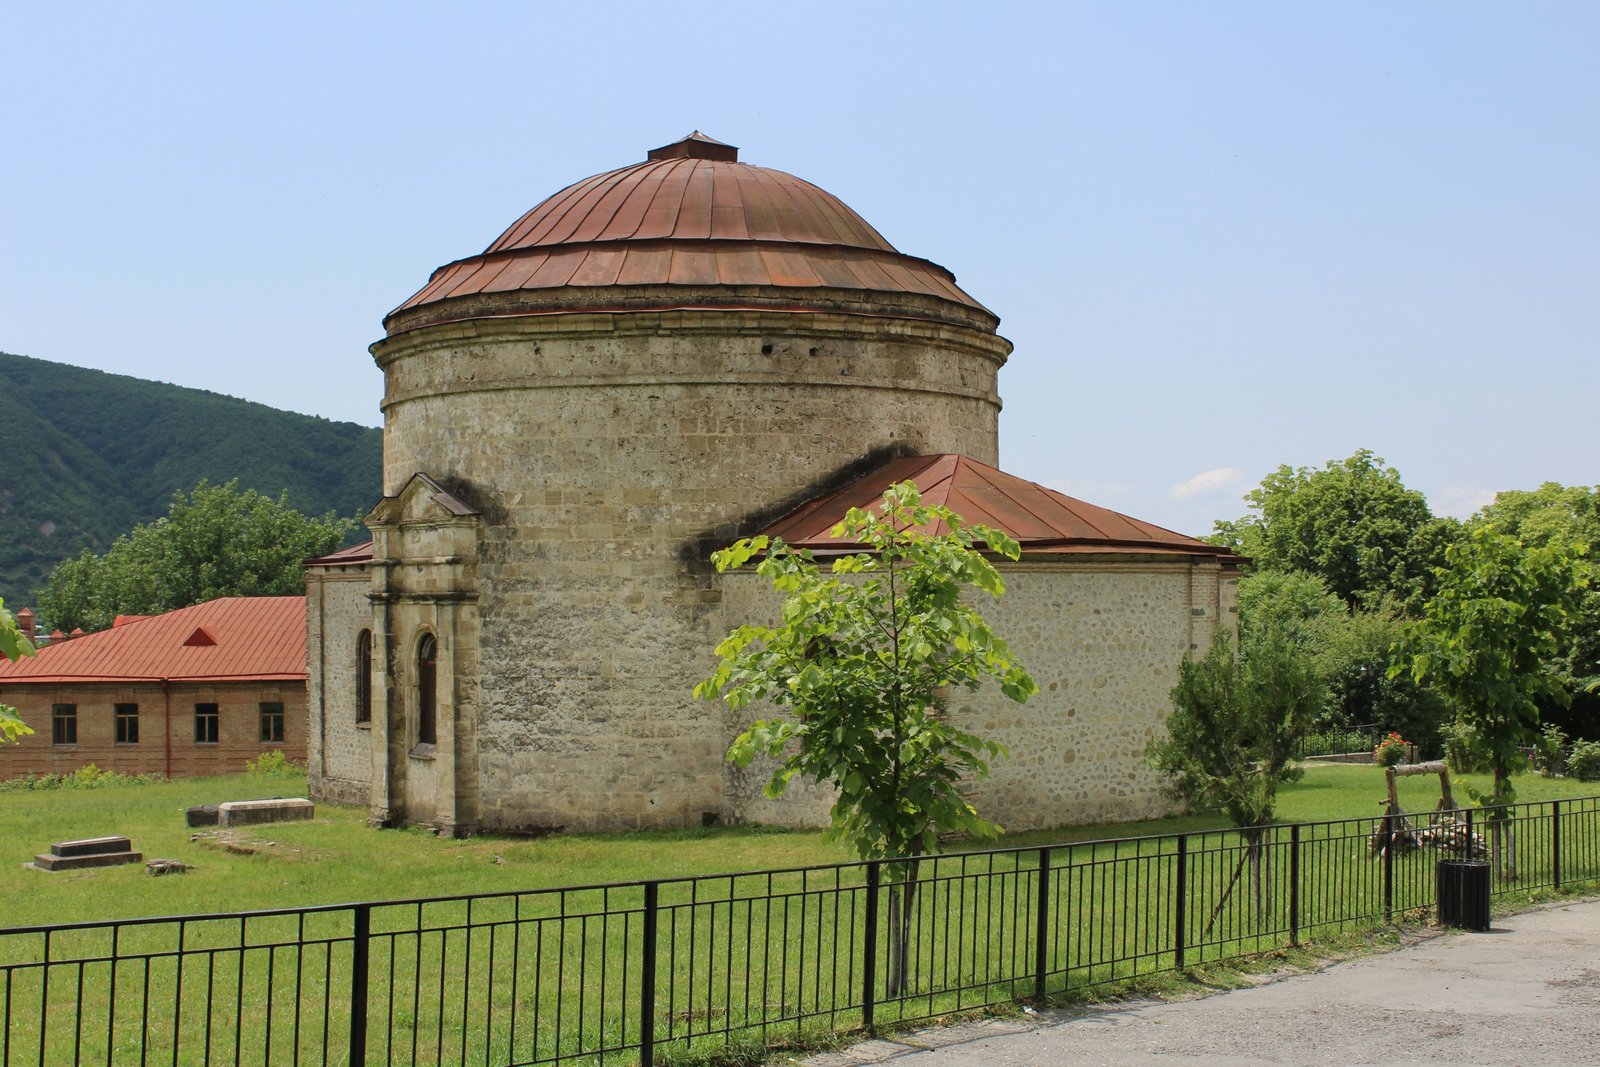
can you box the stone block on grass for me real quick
[218,798,314,827]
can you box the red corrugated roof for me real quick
[389,134,989,328]
[758,455,1239,558]
[0,597,306,685]
[304,540,374,567]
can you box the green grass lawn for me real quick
[2,763,1596,929]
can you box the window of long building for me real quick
[259,702,285,744]
[115,703,139,744]
[195,703,219,744]
[52,704,77,745]
[417,633,437,746]
[356,630,372,724]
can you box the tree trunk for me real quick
[885,858,921,998]
[1250,833,1266,927]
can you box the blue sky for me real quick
[4,2,1595,537]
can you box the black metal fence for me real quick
[1293,723,1382,760]
[3,796,1597,1065]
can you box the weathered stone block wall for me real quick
[953,560,1234,830]
[305,565,372,805]
[0,681,306,779]
[372,307,1008,833]
[366,482,482,835]
[718,558,1239,833]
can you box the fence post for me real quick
[348,904,370,1067]
[640,882,659,1067]
[1033,848,1050,1001]
[1174,835,1187,970]
[862,863,880,1034]
[1552,801,1562,890]
[1383,812,1395,921]
[1289,825,1301,947]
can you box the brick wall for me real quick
[0,681,306,779]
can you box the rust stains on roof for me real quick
[389,134,990,329]
[0,597,306,685]
[757,455,1241,559]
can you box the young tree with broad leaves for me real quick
[1400,528,1590,877]
[696,481,1037,995]
[1469,483,1600,731]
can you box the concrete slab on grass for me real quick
[218,798,314,827]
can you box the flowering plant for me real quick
[1374,732,1410,768]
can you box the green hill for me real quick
[0,351,381,607]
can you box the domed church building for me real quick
[304,133,1239,835]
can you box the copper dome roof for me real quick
[389,133,991,331]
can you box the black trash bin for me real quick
[1437,860,1491,930]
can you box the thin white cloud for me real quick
[1169,467,1247,500]
[1431,487,1499,520]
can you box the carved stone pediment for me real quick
[367,473,480,529]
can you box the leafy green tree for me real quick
[1149,629,1322,834]
[1237,570,1345,658]
[696,481,1037,994]
[1234,571,1445,748]
[37,480,356,632]
[0,597,37,744]
[1319,602,1448,751]
[1147,626,1323,931]
[1210,449,1459,613]
[1470,483,1600,732]
[1400,529,1590,876]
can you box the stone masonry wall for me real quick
[721,558,1239,833]
[372,306,1008,832]
[305,565,372,806]
[953,560,1235,830]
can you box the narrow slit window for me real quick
[356,630,372,724]
[417,634,437,746]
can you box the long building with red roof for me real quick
[0,597,306,779]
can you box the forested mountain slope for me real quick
[0,351,380,605]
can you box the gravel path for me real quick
[792,897,1600,1066]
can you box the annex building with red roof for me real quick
[304,133,1240,836]
[0,597,307,778]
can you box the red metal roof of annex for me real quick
[758,455,1241,559]
[0,597,306,685]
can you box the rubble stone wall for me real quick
[722,558,1239,833]
[305,564,373,806]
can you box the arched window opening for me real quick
[355,630,373,724]
[417,633,438,746]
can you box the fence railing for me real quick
[3,795,1597,1065]
[1293,724,1382,760]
